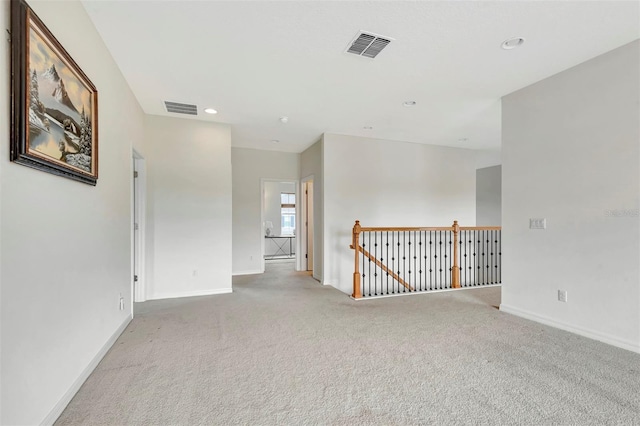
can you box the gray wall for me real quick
[231,148,300,274]
[501,40,639,353]
[476,165,502,226]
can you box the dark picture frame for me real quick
[10,0,98,185]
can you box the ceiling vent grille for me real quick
[346,32,392,59]
[164,101,198,115]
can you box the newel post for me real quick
[352,220,362,299]
[452,220,461,288]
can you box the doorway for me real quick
[261,179,299,272]
[132,150,146,306]
[301,177,314,272]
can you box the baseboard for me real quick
[500,304,640,354]
[322,277,336,287]
[351,284,502,300]
[232,270,262,276]
[150,288,233,300]
[42,315,132,426]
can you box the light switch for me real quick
[529,218,546,229]
[558,290,567,302]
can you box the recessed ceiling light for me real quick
[403,101,416,107]
[204,108,217,114]
[501,37,525,50]
[279,116,289,124]
[271,139,280,144]
[363,126,373,130]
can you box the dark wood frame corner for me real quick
[10,0,99,185]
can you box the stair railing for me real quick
[350,220,501,299]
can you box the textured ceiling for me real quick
[82,1,640,153]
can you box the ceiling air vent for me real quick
[164,101,198,115]
[346,32,392,59]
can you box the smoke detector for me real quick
[501,37,525,50]
[345,31,393,59]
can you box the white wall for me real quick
[231,148,299,274]
[476,165,502,226]
[0,1,146,424]
[322,134,477,294]
[145,115,231,299]
[300,139,323,282]
[501,40,640,353]
[475,149,501,169]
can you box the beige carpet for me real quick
[56,263,640,425]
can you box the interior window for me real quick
[281,193,295,235]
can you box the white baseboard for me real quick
[322,277,337,287]
[42,315,132,426]
[150,288,233,300]
[500,304,640,354]
[352,284,502,300]
[232,270,262,276]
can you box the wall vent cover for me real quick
[164,101,198,115]
[346,32,392,58]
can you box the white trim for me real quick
[149,288,233,300]
[350,284,502,300]
[232,270,263,276]
[500,304,640,354]
[300,175,314,274]
[42,316,132,426]
[132,150,147,304]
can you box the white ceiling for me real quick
[81,1,639,153]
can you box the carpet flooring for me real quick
[56,263,640,425]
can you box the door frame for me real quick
[301,175,314,272]
[260,178,301,272]
[132,150,147,305]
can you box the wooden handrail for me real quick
[359,226,454,232]
[358,225,501,231]
[351,220,502,298]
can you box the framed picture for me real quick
[10,0,98,185]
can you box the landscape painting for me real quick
[11,0,98,185]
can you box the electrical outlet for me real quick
[119,293,125,310]
[558,290,567,303]
[192,269,198,277]
[530,218,547,229]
